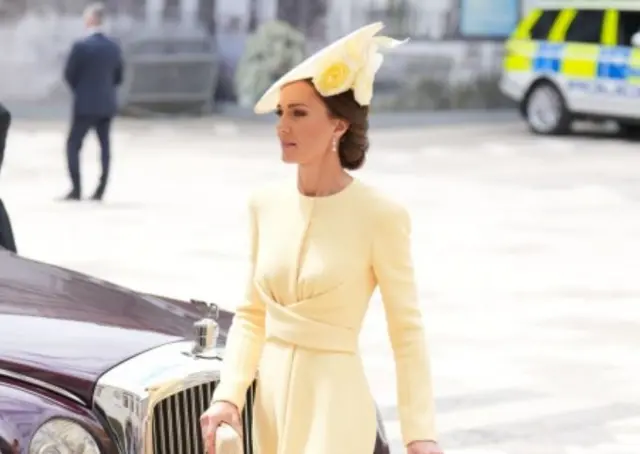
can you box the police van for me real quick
[499,0,640,136]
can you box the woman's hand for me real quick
[199,400,243,454]
[407,440,444,454]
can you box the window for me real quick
[565,10,604,43]
[618,11,640,46]
[530,10,560,40]
[163,0,180,21]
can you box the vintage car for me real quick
[0,244,391,453]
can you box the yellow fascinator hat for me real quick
[253,21,408,114]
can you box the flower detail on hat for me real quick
[352,44,383,106]
[313,58,359,97]
[312,34,408,105]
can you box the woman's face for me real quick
[276,81,345,165]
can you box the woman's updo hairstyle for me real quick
[306,80,370,170]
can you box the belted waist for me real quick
[256,284,358,354]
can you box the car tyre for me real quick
[524,82,571,135]
[618,122,640,140]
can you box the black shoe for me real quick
[61,190,81,201]
[90,189,104,201]
[91,178,107,201]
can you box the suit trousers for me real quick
[66,115,112,196]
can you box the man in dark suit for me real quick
[63,2,123,201]
[0,102,17,253]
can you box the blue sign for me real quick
[459,0,521,39]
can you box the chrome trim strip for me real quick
[0,368,86,405]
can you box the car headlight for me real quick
[30,419,100,454]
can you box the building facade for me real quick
[0,0,526,109]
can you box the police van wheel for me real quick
[524,83,571,135]
[618,122,640,140]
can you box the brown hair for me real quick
[307,81,370,170]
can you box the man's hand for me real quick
[407,440,444,454]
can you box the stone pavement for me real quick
[1,117,639,453]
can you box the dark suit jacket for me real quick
[64,32,124,118]
[0,102,16,253]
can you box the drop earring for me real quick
[332,137,338,152]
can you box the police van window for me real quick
[565,10,604,43]
[618,11,640,46]
[529,10,560,40]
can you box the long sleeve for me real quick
[114,45,124,86]
[212,197,266,411]
[372,201,437,445]
[64,42,81,89]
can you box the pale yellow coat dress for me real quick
[212,178,437,453]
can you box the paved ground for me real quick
[2,117,639,454]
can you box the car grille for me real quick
[151,380,256,454]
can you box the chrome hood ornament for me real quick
[186,299,223,359]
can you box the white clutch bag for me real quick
[215,423,244,454]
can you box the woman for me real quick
[200,22,443,454]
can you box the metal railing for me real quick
[118,33,219,115]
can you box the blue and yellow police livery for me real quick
[499,0,640,135]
